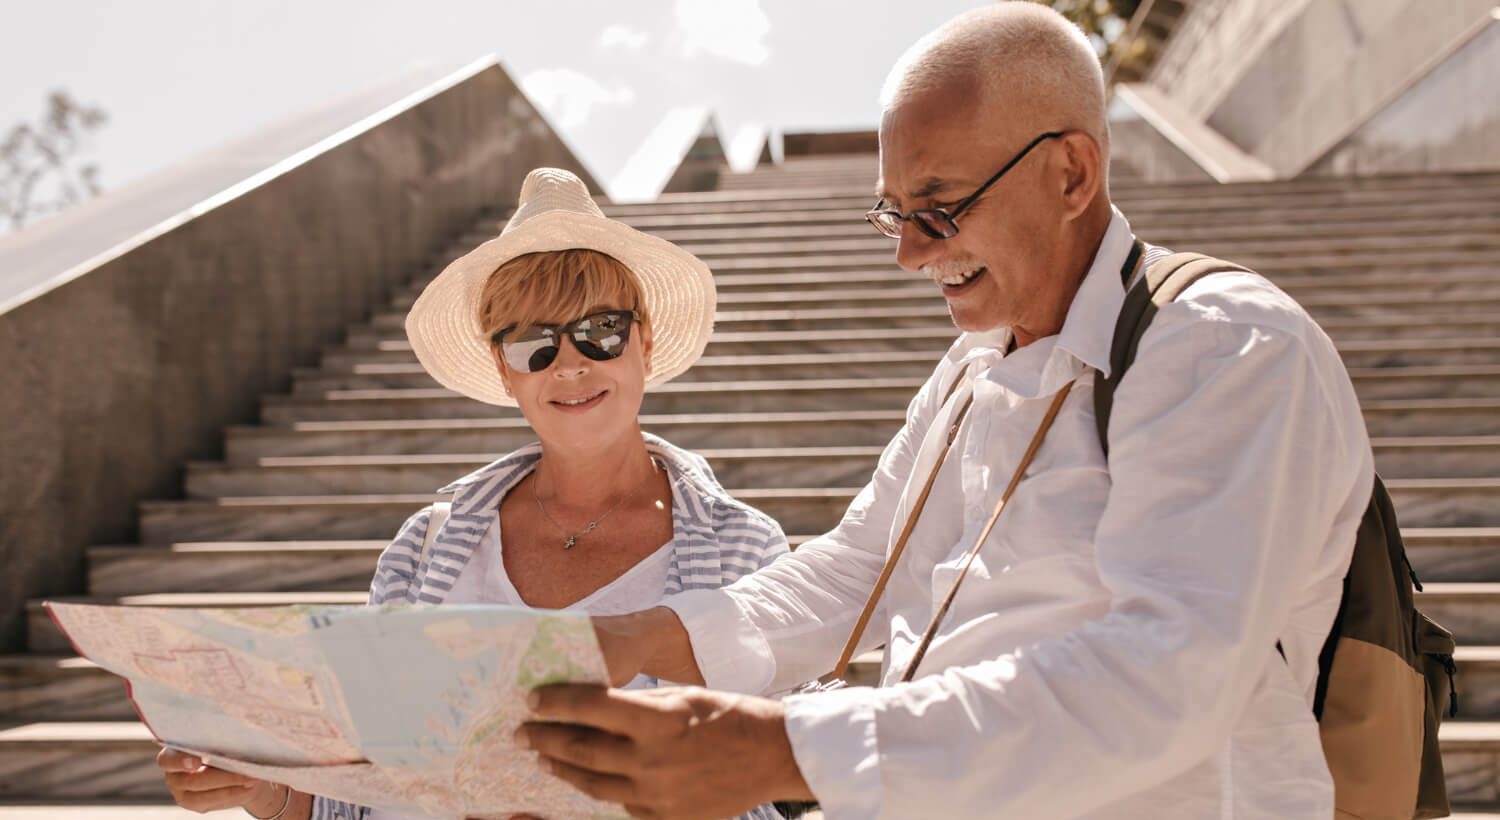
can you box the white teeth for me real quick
[932,267,983,287]
[555,391,603,406]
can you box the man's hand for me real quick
[592,607,704,687]
[518,684,814,820]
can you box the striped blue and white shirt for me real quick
[313,433,790,820]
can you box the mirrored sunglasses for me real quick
[492,310,637,373]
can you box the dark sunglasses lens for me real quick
[572,311,633,361]
[913,211,958,238]
[501,330,561,373]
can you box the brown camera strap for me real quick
[822,371,1077,683]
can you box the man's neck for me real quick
[1011,199,1114,349]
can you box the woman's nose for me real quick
[549,336,591,377]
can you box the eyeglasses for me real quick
[492,310,637,373]
[865,130,1066,240]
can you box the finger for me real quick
[164,767,259,793]
[623,805,662,820]
[541,757,636,805]
[519,723,636,775]
[157,746,204,773]
[173,782,260,812]
[528,684,653,734]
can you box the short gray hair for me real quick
[880,2,1109,158]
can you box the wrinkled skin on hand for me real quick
[515,684,814,820]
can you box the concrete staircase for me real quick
[5,152,1500,814]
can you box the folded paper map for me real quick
[45,601,628,820]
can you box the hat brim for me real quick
[405,211,716,407]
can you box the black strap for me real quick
[1093,244,1253,456]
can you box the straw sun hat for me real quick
[405,168,716,407]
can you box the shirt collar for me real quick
[937,207,1135,399]
[1055,205,1135,379]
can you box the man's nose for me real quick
[894,220,943,273]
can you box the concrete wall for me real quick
[0,59,597,651]
[1140,0,1500,177]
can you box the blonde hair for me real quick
[477,249,649,341]
[880,2,1110,164]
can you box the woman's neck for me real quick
[532,428,660,514]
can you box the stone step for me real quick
[128,478,1500,564]
[67,527,1500,603]
[260,378,926,422]
[87,540,386,597]
[693,249,1500,275]
[294,357,1500,403]
[3,717,1499,804]
[224,410,910,462]
[322,327,1500,368]
[187,446,887,497]
[134,489,856,548]
[454,226,1500,260]
[261,378,1500,426]
[487,213,1500,247]
[1362,398,1500,436]
[185,436,1500,501]
[647,232,1500,263]
[596,179,1500,216]
[292,356,1500,399]
[295,351,945,393]
[366,290,1500,352]
[605,197,1500,233]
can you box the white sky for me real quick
[2,0,992,199]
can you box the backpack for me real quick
[1093,244,1459,820]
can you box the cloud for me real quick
[599,24,649,49]
[519,68,636,130]
[674,0,770,65]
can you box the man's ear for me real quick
[1058,131,1103,221]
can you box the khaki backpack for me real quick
[1094,245,1459,819]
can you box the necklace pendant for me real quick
[563,535,577,550]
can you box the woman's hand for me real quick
[156,746,286,815]
[592,607,704,687]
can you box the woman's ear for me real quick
[490,344,514,395]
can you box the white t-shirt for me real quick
[368,506,672,820]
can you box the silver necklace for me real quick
[531,460,659,549]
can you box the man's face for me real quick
[877,87,1067,334]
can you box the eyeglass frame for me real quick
[865,130,1068,240]
[490,309,639,373]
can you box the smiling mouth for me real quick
[933,266,986,290]
[550,389,607,408]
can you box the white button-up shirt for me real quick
[665,208,1374,819]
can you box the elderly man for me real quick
[518,4,1373,819]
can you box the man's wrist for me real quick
[759,698,817,802]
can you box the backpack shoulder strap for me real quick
[1093,246,1253,455]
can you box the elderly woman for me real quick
[156,169,789,820]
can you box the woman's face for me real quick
[493,307,653,451]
